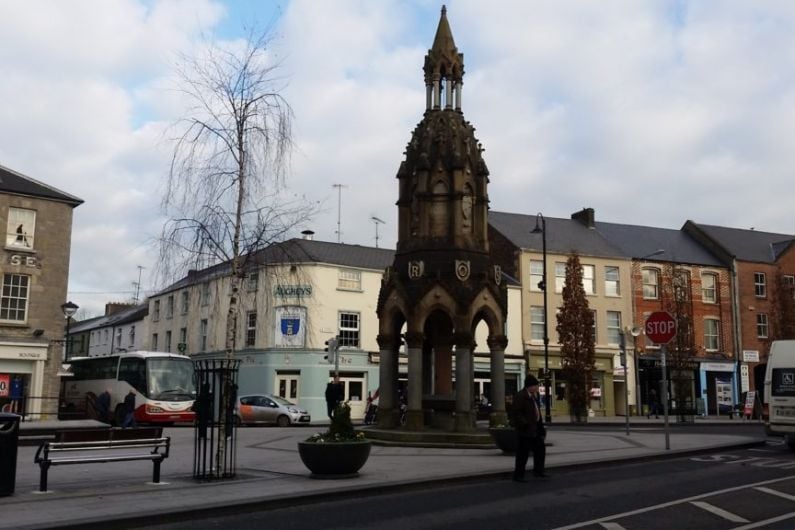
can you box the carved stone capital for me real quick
[376,334,399,350]
[404,332,425,349]
[452,332,474,350]
[487,334,508,351]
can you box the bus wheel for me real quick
[114,405,125,426]
[787,435,795,452]
[277,415,291,427]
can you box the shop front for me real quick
[639,355,699,417]
[699,361,737,416]
[528,350,615,417]
[0,342,49,419]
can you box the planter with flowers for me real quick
[488,422,517,455]
[298,402,371,478]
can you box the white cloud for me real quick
[2,0,795,316]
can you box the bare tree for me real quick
[159,28,314,478]
[771,270,795,342]
[660,265,698,420]
[556,253,595,422]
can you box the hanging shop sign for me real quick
[274,306,307,348]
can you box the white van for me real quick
[764,340,795,450]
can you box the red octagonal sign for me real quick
[645,311,677,344]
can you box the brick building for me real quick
[684,222,795,397]
[0,164,82,419]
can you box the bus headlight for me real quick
[147,405,164,413]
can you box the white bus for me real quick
[764,340,795,451]
[62,351,195,425]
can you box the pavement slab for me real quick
[1,421,766,530]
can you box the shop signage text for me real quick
[274,285,312,298]
[8,254,39,268]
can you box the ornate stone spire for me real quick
[424,5,464,110]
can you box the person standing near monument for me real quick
[325,376,344,420]
[511,375,549,482]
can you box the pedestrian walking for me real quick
[647,388,660,419]
[121,389,137,428]
[96,388,112,424]
[325,376,344,420]
[511,375,548,482]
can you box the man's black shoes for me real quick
[533,472,551,479]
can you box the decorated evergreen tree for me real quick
[556,253,595,422]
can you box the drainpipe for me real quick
[731,258,743,406]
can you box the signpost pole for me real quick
[661,344,670,450]
[645,311,676,451]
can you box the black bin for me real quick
[0,413,20,496]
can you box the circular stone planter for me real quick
[488,428,517,455]
[297,440,372,478]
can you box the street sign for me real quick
[645,311,677,344]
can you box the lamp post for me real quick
[531,213,552,423]
[61,301,79,362]
[619,325,641,436]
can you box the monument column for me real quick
[488,334,508,426]
[405,331,425,430]
[454,332,474,432]
[377,334,399,429]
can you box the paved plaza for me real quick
[0,417,766,529]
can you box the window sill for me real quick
[337,287,364,293]
[4,245,36,254]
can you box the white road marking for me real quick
[755,486,795,502]
[689,501,749,523]
[550,476,795,530]
[599,523,626,529]
[749,448,776,452]
[732,511,795,530]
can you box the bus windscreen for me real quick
[146,358,196,401]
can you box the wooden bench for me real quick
[33,427,170,492]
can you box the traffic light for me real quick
[324,338,338,364]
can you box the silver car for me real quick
[234,394,311,427]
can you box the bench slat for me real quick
[46,454,165,466]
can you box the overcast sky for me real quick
[2,0,794,318]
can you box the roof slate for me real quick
[155,238,395,296]
[489,211,626,258]
[689,222,795,263]
[490,210,724,266]
[0,164,83,206]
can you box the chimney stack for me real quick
[571,208,595,229]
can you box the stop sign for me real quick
[645,311,677,344]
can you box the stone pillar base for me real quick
[489,411,508,428]
[406,409,424,431]
[454,411,475,432]
[377,407,398,429]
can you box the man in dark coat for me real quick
[96,388,112,424]
[511,375,548,482]
[121,390,137,428]
[325,376,344,420]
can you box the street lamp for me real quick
[619,325,641,436]
[61,301,79,362]
[531,213,552,423]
